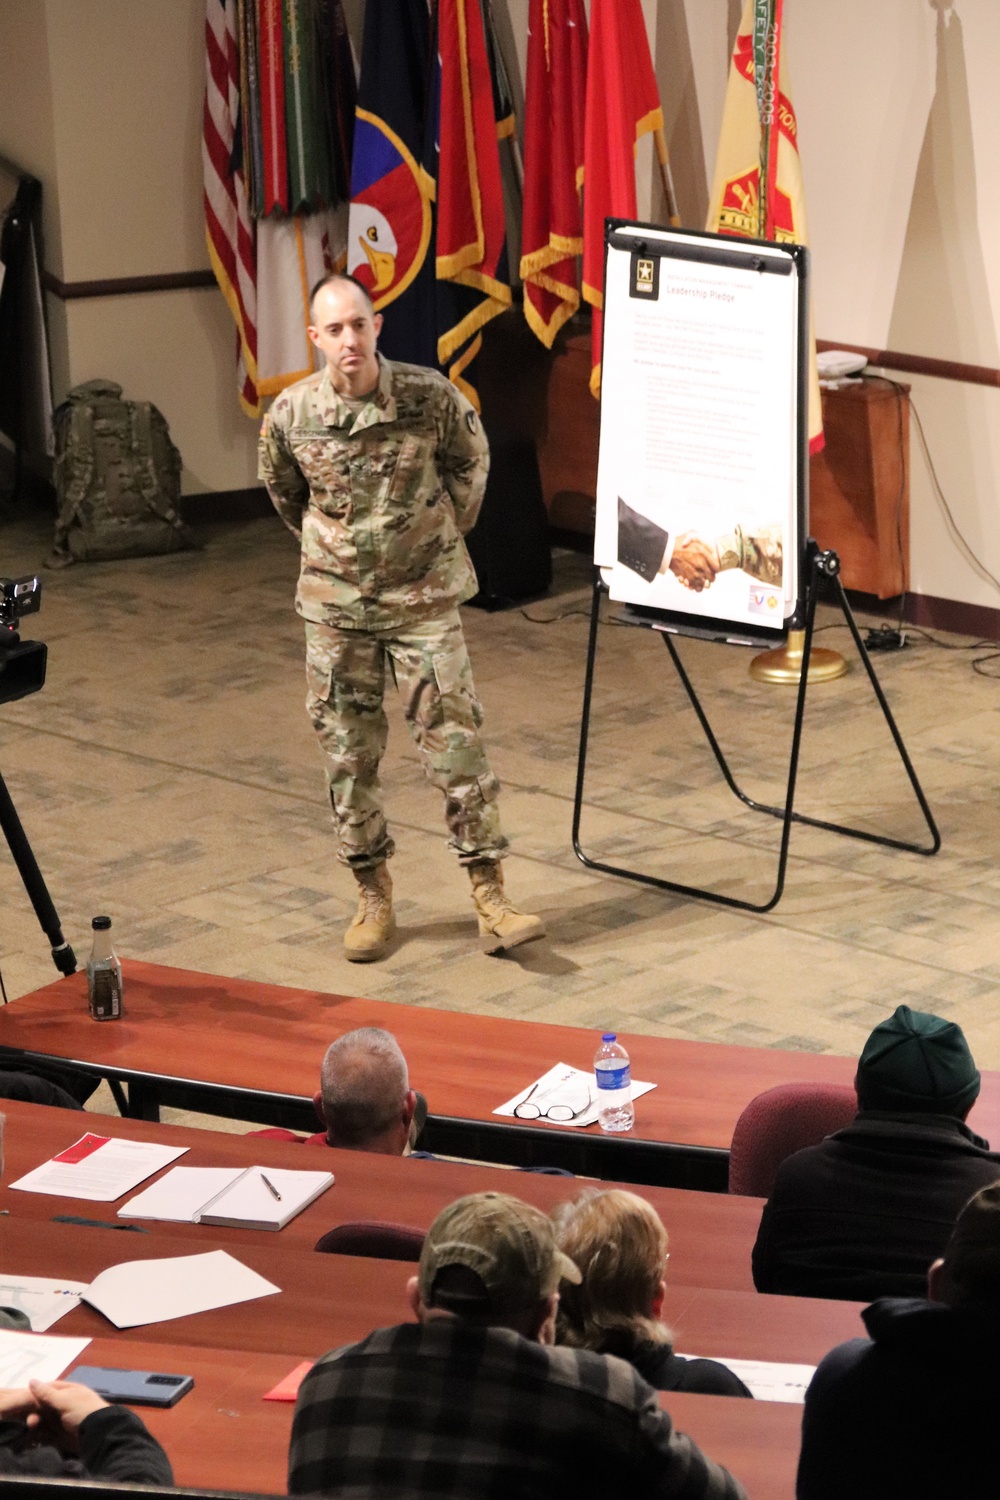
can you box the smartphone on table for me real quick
[68,1366,194,1407]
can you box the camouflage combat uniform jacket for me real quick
[258,356,489,630]
[716,524,783,587]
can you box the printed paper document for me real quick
[0,1330,92,1387]
[495,1063,656,1129]
[9,1135,187,1201]
[0,1275,89,1332]
[679,1353,816,1404]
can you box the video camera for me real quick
[0,573,46,704]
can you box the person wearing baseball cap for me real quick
[798,1181,1000,1499]
[289,1191,746,1500]
[753,1005,1000,1302]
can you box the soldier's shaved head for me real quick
[309,272,374,320]
[308,275,383,395]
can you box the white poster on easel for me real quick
[595,224,804,634]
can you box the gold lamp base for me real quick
[749,629,849,684]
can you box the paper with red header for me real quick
[8,1136,187,1201]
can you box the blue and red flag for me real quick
[347,0,437,366]
[347,0,511,406]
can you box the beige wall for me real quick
[0,0,259,492]
[2,0,998,607]
[672,0,1000,612]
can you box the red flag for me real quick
[435,0,512,380]
[582,0,666,396]
[257,0,288,216]
[520,0,588,348]
[203,0,259,415]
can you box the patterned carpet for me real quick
[2,506,999,1102]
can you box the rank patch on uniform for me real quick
[465,411,478,434]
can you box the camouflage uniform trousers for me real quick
[304,611,509,870]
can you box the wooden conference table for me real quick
[0,1103,860,1500]
[1,1101,764,1290]
[41,1339,805,1500]
[10,960,996,1189]
[6,1214,857,1500]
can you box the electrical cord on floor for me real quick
[518,605,592,624]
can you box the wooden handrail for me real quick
[41,268,217,299]
[816,338,1000,390]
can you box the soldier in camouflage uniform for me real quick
[259,273,544,963]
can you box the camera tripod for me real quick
[0,766,77,979]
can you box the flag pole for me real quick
[653,127,681,228]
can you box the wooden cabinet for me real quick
[536,330,600,534]
[809,379,910,599]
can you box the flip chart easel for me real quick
[573,222,939,912]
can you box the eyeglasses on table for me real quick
[513,1079,593,1122]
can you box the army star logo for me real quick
[466,411,478,433]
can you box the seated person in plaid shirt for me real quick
[288,1191,746,1500]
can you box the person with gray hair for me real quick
[314,1028,419,1155]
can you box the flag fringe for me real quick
[523,286,579,348]
[437,277,511,364]
[448,331,484,411]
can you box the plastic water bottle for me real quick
[594,1032,634,1133]
[87,916,123,1021]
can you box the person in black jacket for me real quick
[551,1188,751,1397]
[0,1378,173,1484]
[797,1180,1000,1500]
[753,1004,1000,1302]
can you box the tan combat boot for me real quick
[468,859,545,955]
[344,862,396,962]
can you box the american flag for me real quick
[203,0,260,416]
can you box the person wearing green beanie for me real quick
[752,1006,1000,1302]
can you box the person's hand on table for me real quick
[0,1380,110,1453]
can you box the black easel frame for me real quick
[572,541,940,914]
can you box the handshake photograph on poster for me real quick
[616,497,784,594]
[659,532,726,593]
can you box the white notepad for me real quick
[118,1165,334,1231]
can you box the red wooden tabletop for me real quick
[11,958,993,1152]
[0,1099,764,1290]
[41,1334,806,1500]
[3,1216,863,1367]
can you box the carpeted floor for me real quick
[2,504,999,1122]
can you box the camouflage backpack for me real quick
[48,380,198,566]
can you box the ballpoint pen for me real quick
[260,1172,282,1201]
